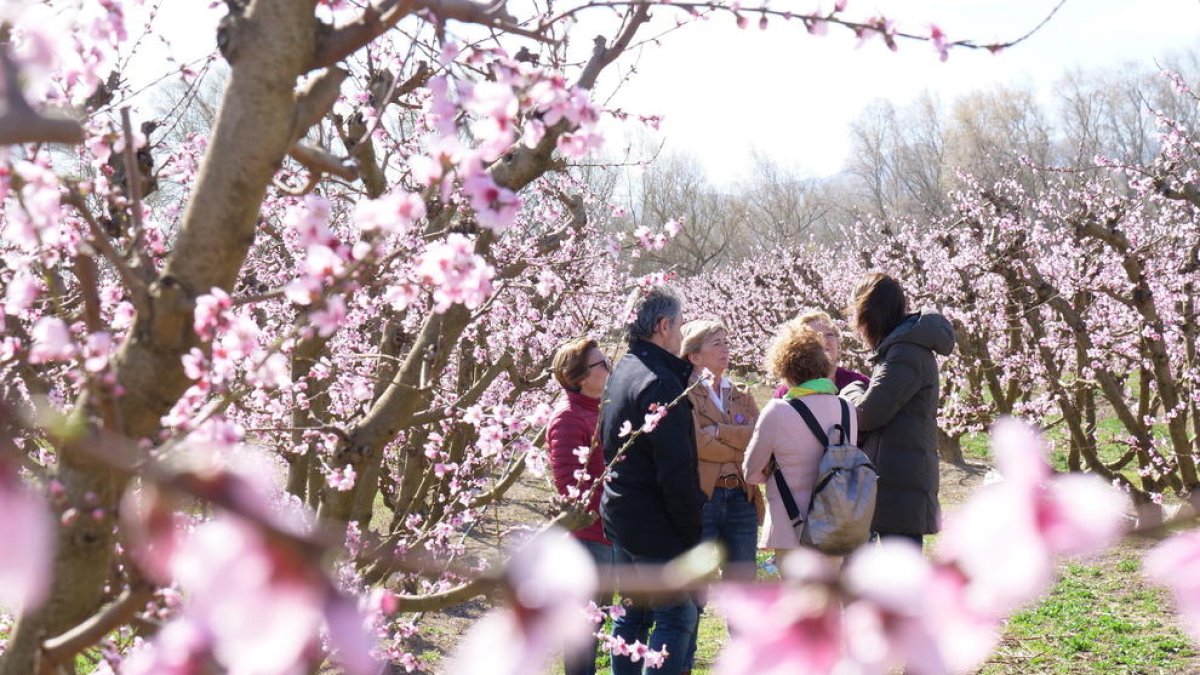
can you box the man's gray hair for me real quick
[624,284,683,345]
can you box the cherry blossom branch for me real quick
[564,372,708,517]
[39,578,156,672]
[541,0,1066,55]
[404,353,513,428]
[64,188,150,305]
[309,0,550,73]
[118,108,159,283]
[468,452,527,508]
[71,254,126,435]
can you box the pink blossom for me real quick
[173,518,326,671]
[842,540,948,674]
[715,582,843,675]
[446,528,597,675]
[82,331,114,373]
[354,190,427,235]
[0,466,54,611]
[28,316,76,363]
[415,234,495,311]
[6,162,63,249]
[409,154,444,186]
[465,81,518,160]
[112,300,135,330]
[1145,529,1200,643]
[310,296,347,337]
[556,131,603,159]
[193,288,231,341]
[327,465,357,492]
[521,118,547,148]
[121,619,211,675]
[218,316,260,361]
[4,272,41,315]
[572,445,591,465]
[462,171,521,231]
[938,418,1129,613]
[641,403,668,433]
[285,194,334,247]
[252,353,291,389]
[303,243,345,281]
[182,348,207,381]
[930,24,949,62]
[617,420,633,438]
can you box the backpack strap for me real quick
[770,456,804,527]
[786,397,829,446]
[837,398,851,445]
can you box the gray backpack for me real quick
[771,397,877,556]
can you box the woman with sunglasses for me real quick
[547,337,612,675]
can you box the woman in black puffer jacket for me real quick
[841,273,956,549]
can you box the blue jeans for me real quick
[700,486,759,577]
[611,547,700,675]
[565,539,615,675]
[683,487,759,668]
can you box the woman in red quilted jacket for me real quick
[547,336,611,675]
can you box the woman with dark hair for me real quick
[841,273,955,549]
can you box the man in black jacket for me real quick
[600,284,703,675]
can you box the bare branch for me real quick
[0,43,84,146]
[288,141,360,181]
[310,0,417,72]
[39,580,156,670]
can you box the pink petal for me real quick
[0,473,54,611]
[991,417,1050,488]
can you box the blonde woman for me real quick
[772,309,869,397]
[679,319,761,673]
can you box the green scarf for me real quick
[784,377,837,399]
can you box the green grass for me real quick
[980,558,1196,674]
[959,415,1173,487]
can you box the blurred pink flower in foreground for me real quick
[445,527,598,675]
[715,417,1129,674]
[1145,529,1200,643]
[716,549,842,675]
[0,464,54,612]
[938,417,1129,614]
[121,455,377,675]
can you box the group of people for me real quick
[546,272,956,675]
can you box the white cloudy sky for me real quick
[590,0,1200,183]
[142,1,1200,184]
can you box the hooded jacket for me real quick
[842,310,956,536]
[599,340,705,558]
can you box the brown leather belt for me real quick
[716,473,744,489]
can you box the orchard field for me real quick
[2,1,1200,674]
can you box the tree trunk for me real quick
[0,1,317,671]
[937,428,965,466]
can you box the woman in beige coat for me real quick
[680,320,761,673]
[743,322,858,553]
